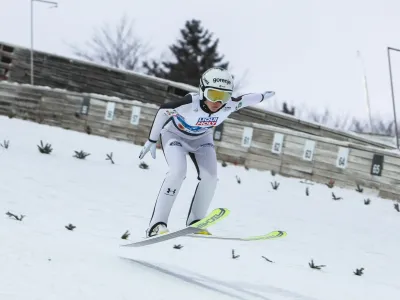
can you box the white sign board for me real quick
[336,147,349,169]
[130,106,141,125]
[271,133,284,154]
[241,127,253,148]
[105,102,116,121]
[302,140,316,161]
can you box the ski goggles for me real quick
[204,88,232,104]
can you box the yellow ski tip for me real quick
[191,208,230,230]
[244,230,287,241]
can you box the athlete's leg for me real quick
[186,135,218,226]
[147,131,188,236]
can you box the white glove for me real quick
[139,140,157,159]
[262,91,275,100]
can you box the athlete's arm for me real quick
[233,91,275,109]
[147,94,193,142]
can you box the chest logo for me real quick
[164,109,178,116]
[196,117,218,126]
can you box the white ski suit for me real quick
[145,91,275,231]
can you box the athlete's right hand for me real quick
[139,140,157,159]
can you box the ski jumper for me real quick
[147,91,274,230]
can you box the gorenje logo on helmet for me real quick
[213,78,232,85]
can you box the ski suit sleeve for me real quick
[147,94,193,142]
[233,91,275,109]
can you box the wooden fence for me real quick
[0,41,394,150]
[1,81,400,201]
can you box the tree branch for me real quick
[70,14,151,72]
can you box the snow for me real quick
[1,115,400,300]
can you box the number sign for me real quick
[130,106,141,125]
[241,127,253,147]
[336,147,349,169]
[302,140,316,161]
[370,154,384,176]
[271,133,284,154]
[80,96,90,115]
[105,102,115,121]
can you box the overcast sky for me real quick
[2,0,400,121]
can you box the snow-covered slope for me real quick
[1,116,399,300]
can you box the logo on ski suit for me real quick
[195,117,218,126]
[175,115,203,133]
[164,109,178,116]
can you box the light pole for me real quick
[387,47,400,149]
[357,50,373,132]
[30,0,58,85]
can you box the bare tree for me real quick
[71,15,151,72]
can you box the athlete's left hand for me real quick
[262,91,275,99]
[139,140,157,159]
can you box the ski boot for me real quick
[188,220,212,235]
[146,222,169,238]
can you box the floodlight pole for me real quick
[387,47,400,149]
[30,0,58,85]
[357,51,373,132]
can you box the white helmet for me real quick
[199,67,234,104]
